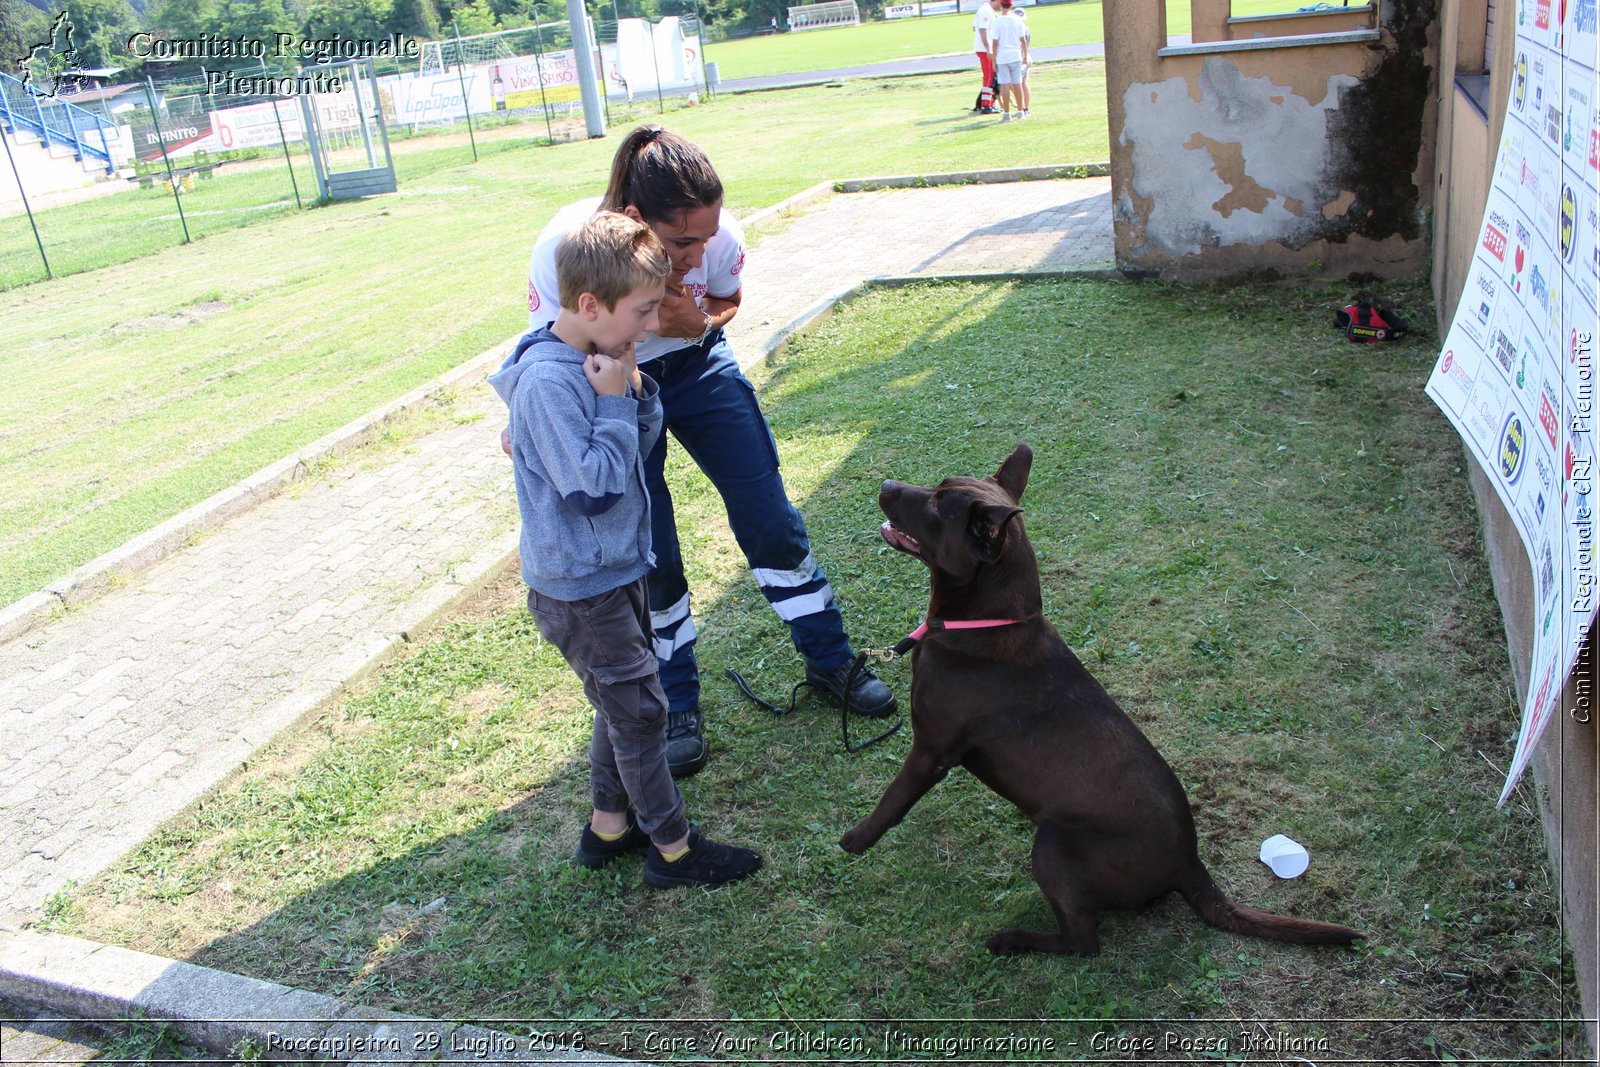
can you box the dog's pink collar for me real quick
[906,617,1025,643]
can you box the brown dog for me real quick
[840,443,1361,955]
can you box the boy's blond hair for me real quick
[555,211,671,311]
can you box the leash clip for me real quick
[860,646,900,663]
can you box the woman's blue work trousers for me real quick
[643,336,852,713]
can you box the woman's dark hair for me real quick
[600,125,723,224]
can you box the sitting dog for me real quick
[840,443,1361,955]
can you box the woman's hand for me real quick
[656,281,709,339]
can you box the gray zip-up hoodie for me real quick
[488,328,663,601]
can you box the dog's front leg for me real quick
[839,742,953,853]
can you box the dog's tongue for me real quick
[880,520,922,555]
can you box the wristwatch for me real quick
[690,312,714,346]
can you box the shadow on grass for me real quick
[69,276,1584,1062]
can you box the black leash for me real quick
[726,637,914,754]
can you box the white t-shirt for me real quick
[528,197,747,364]
[972,2,995,53]
[991,11,1027,64]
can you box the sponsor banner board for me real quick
[1427,0,1598,805]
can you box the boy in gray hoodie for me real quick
[488,213,761,888]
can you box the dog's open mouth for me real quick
[880,520,923,557]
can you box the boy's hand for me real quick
[608,341,644,394]
[584,352,629,396]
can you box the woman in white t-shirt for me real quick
[512,126,897,778]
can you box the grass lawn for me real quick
[704,0,1313,79]
[0,62,1108,607]
[0,112,628,292]
[46,278,1584,1062]
[706,1,1108,79]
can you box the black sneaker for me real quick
[643,831,762,889]
[574,811,651,869]
[666,707,707,778]
[805,659,897,718]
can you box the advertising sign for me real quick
[1426,0,1598,805]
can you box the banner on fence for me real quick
[382,69,490,125]
[905,0,1028,12]
[1426,0,1598,806]
[606,18,702,99]
[209,98,304,149]
[130,116,218,161]
[492,48,593,108]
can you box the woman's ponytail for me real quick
[600,125,723,222]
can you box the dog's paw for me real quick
[838,827,872,854]
[985,928,1099,956]
[985,929,1031,956]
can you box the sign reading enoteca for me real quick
[1426,0,1597,806]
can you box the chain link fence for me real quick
[1,9,710,292]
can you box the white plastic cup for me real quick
[1259,834,1310,879]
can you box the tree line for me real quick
[4,0,844,85]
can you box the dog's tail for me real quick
[1178,864,1361,947]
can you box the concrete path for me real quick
[0,174,1114,929]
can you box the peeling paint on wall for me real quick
[1120,56,1358,260]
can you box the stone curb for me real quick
[737,179,837,235]
[753,269,1125,365]
[0,929,637,1066]
[738,167,1112,238]
[0,339,521,650]
[832,162,1112,193]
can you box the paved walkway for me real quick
[0,175,1113,926]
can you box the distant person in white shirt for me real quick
[989,0,1030,122]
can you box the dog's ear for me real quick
[968,503,1023,562]
[993,443,1033,503]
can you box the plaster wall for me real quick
[1103,0,1438,282]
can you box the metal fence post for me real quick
[62,98,80,160]
[95,103,111,168]
[142,75,189,243]
[261,58,303,210]
[1,125,52,279]
[451,19,479,161]
[29,85,49,150]
[530,10,556,143]
[650,17,665,113]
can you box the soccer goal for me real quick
[786,0,860,31]
[418,22,576,75]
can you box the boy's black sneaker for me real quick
[643,832,762,888]
[666,706,708,778]
[574,812,651,869]
[805,659,897,718]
